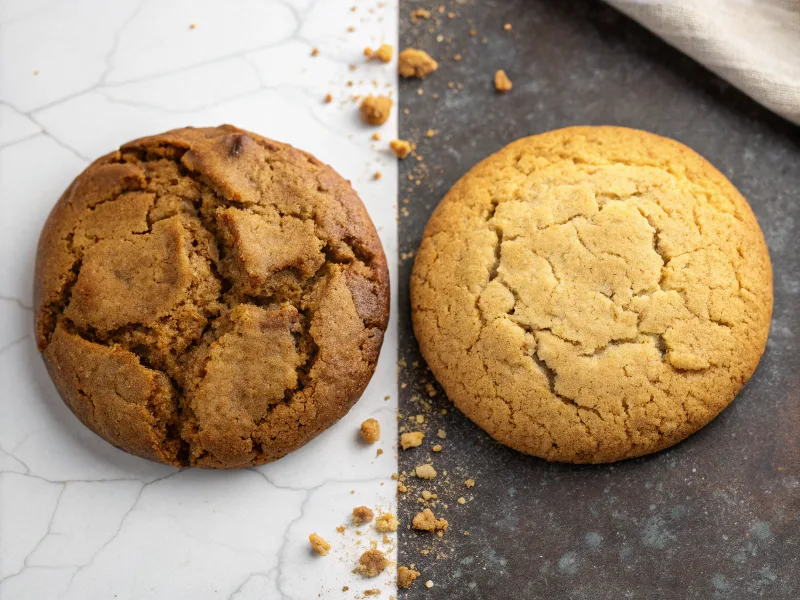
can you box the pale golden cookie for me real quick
[411,126,772,463]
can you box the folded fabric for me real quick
[606,0,800,125]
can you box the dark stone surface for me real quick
[396,1,800,598]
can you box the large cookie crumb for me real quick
[398,49,438,79]
[309,533,331,556]
[358,549,389,577]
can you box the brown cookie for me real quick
[411,126,772,463]
[35,125,389,469]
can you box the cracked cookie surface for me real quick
[35,125,389,468]
[411,126,772,463]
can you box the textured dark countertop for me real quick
[396,1,800,598]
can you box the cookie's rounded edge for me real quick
[411,125,773,464]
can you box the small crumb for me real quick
[365,43,393,63]
[494,69,513,93]
[374,171,382,180]
[437,429,446,439]
[359,549,389,577]
[398,481,408,493]
[436,34,444,43]
[336,525,346,534]
[465,479,475,488]
[448,12,455,18]
[324,93,333,103]
[390,139,412,159]
[376,448,384,456]
[33,70,40,76]
[364,590,381,597]
[504,23,512,31]
[376,512,399,532]
[189,23,197,30]
[398,566,421,588]
[349,64,357,71]
[425,580,434,589]
[453,53,462,61]
[401,432,424,450]
[309,533,330,556]
[311,48,320,56]
[353,506,375,524]
[372,132,382,141]
[457,497,466,504]
[421,490,433,501]
[424,129,438,138]
[432,444,442,452]
[347,25,355,32]
[469,28,478,36]
[360,95,393,125]
[398,49,438,79]
[342,586,349,592]
[417,88,424,96]
[360,418,380,443]
[410,8,431,23]
[415,464,437,479]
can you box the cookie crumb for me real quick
[410,8,431,23]
[376,448,384,456]
[353,506,375,524]
[437,429,446,439]
[372,132,382,141]
[342,586,349,592]
[412,508,448,532]
[398,566,421,588]
[398,481,408,493]
[309,533,331,556]
[360,418,381,443]
[415,414,425,424]
[398,49,438,79]
[457,497,466,504]
[364,590,381,597]
[415,464,437,479]
[311,48,320,56]
[324,93,333,103]
[365,44,394,63]
[432,444,442,452]
[347,25,355,32]
[390,139,412,159]
[504,23,512,31]
[360,95,393,125]
[359,549,389,577]
[424,129,438,138]
[400,431,424,450]
[465,479,475,488]
[189,23,197,30]
[494,69,512,92]
[374,171,382,180]
[336,525,346,534]
[425,580,434,589]
[376,512,399,532]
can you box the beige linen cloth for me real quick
[605,0,800,125]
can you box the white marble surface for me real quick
[0,1,399,598]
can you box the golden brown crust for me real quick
[35,125,389,468]
[411,126,772,463]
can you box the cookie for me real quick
[35,125,389,469]
[411,126,772,463]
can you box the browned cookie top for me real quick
[35,125,389,469]
[411,126,772,463]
